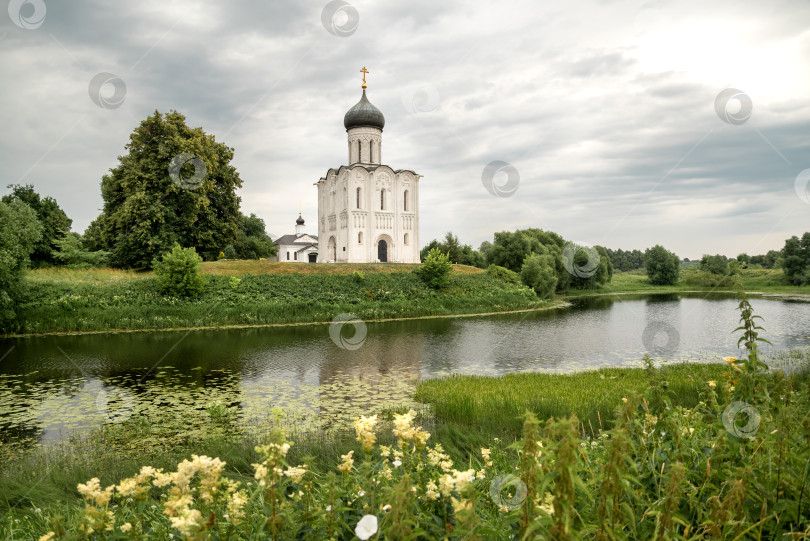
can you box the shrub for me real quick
[223,245,237,260]
[415,247,453,289]
[152,244,206,297]
[0,199,42,331]
[644,245,680,285]
[520,254,557,298]
[700,254,729,275]
[681,269,734,287]
[485,264,521,286]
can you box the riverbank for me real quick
[2,356,807,539]
[8,263,549,336]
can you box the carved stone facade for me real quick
[315,88,421,263]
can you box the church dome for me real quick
[296,214,305,225]
[344,89,385,131]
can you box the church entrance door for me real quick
[308,253,317,263]
[377,239,388,262]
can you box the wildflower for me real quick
[354,415,378,453]
[283,465,307,484]
[621,397,628,404]
[355,514,378,540]
[38,534,56,541]
[392,459,402,467]
[338,450,354,474]
[476,470,486,479]
[379,445,391,458]
[357,489,366,497]
[707,380,717,388]
[120,523,132,533]
[539,493,555,515]
[77,478,115,507]
[451,497,473,514]
[382,504,392,512]
[425,480,439,500]
[480,447,492,467]
[392,409,430,448]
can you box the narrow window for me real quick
[294,252,297,261]
[356,187,361,209]
[404,233,409,245]
[358,140,362,162]
[358,232,363,244]
[404,190,409,211]
[286,252,290,261]
[381,189,385,210]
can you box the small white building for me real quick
[274,214,319,263]
[315,73,422,263]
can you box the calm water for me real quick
[1,293,809,444]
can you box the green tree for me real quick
[415,247,453,289]
[782,232,810,285]
[2,184,72,267]
[231,213,277,259]
[700,254,729,275]
[520,253,558,298]
[94,110,243,268]
[52,232,109,268]
[0,200,43,330]
[419,232,484,268]
[152,244,206,297]
[644,245,680,285]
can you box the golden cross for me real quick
[360,66,369,88]
[299,204,302,215]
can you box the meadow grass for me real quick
[414,362,730,436]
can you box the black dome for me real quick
[296,214,305,225]
[344,89,385,131]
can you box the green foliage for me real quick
[222,244,237,259]
[2,184,72,267]
[0,199,42,330]
[782,232,810,285]
[644,245,680,285]
[681,269,734,287]
[486,228,612,291]
[231,213,276,259]
[520,253,557,298]
[415,247,454,289]
[152,244,206,297]
[485,264,521,286]
[51,233,109,268]
[700,253,729,275]
[605,247,645,271]
[420,232,485,268]
[93,110,244,268]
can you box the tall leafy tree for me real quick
[2,184,72,267]
[644,245,680,285]
[231,213,277,259]
[0,199,42,330]
[782,232,810,285]
[94,110,243,268]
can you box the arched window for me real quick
[404,233,409,245]
[403,190,409,211]
[380,189,385,210]
[357,140,361,162]
[358,232,363,244]
[356,187,361,209]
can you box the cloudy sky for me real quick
[2,0,809,259]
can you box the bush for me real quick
[700,254,729,275]
[644,245,680,285]
[681,269,734,287]
[52,232,109,268]
[414,247,453,289]
[485,264,521,286]
[520,254,557,298]
[0,199,42,331]
[222,245,237,260]
[152,244,206,297]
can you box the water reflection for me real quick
[1,293,809,445]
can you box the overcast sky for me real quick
[2,0,809,259]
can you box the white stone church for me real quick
[314,73,422,263]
